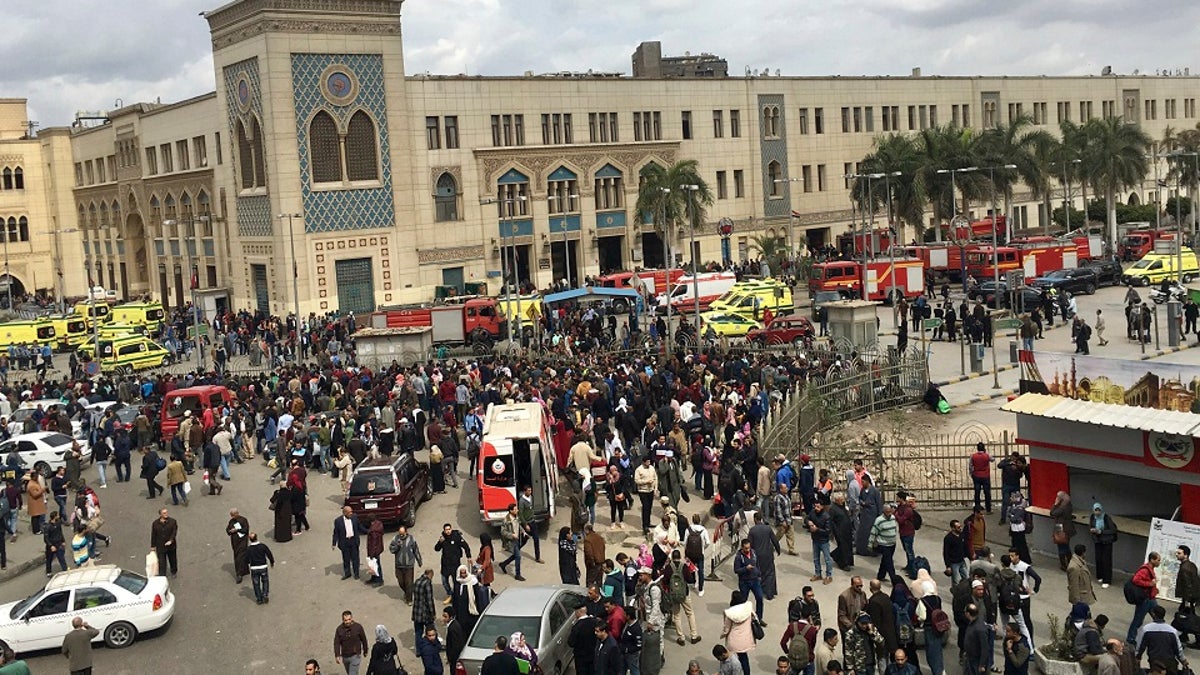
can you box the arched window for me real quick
[99,202,109,228]
[88,204,98,229]
[496,169,530,218]
[111,200,121,227]
[310,111,342,184]
[595,164,624,211]
[13,167,23,190]
[250,118,266,189]
[17,216,27,242]
[197,191,212,236]
[547,166,579,214]
[164,194,177,222]
[763,106,780,138]
[434,173,459,222]
[3,217,14,243]
[149,196,161,225]
[767,161,782,196]
[1,168,11,190]
[77,204,85,229]
[236,120,255,189]
[345,111,378,181]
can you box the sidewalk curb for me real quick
[1138,342,1195,360]
[935,363,1019,387]
[0,550,46,584]
[959,388,1019,406]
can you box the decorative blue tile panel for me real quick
[548,166,577,181]
[291,53,394,234]
[596,211,627,229]
[758,94,791,219]
[222,57,273,238]
[498,169,529,185]
[596,164,622,179]
[497,219,534,237]
[548,215,581,233]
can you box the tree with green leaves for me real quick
[634,159,715,269]
[748,233,788,278]
[852,134,924,242]
[976,115,1056,231]
[1079,117,1152,244]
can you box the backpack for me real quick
[685,528,704,562]
[928,605,952,635]
[911,510,923,531]
[1123,579,1147,605]
[912,556,931,578]
[999,575,1023,614]
[155,456,167,472]
[787,621,812,667]
[787,596,806,622]
[0,495,10,521]
[667,563,687,607]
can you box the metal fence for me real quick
[758,342,930,460]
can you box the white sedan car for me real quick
[0,565,175,653]
[9,399,84,440]
[0,431,92,478]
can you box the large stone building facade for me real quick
[43,0,1200,317]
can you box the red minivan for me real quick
[161,385,234,441]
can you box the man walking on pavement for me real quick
[969,443,993,514]
[332,505,365,580]
[389,525,423,604]
[1176,545,1200,647]
[772,483,797,556]
[497,503,526,582]
[666,549,702,646]
[518,485,544,564]
[61,616,99,675]
[1095,309,1109,346]
[333,610,369,675]
[246,532,275,604]
[806,499,834,585]
[226,508,250,583]
[412,569,436,648]
[150,508,178,577]
[434,523,472,599]
[1128,552,1162,644]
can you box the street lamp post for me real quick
[655,187,673,348]
[936,166,979,291]
[277,213,302,363]
[50,226,81,314]
[979,164,1016,389]
[1167,152,1198,283]
[681,184,703,341]
[481,196,526,352]
[878,172,903,323]
[774,177,805,265]
[1053,158,1082,234]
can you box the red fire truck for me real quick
[900,243,969,281]
[808,257,926,303]
[371,297,507,350]
[965,241,1079,280]
[1119,228,1180,261]
[837,228,896,256]
[929,216,1008,242]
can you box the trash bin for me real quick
[1009,340,1019,364]
[970,342,986,373]
[1167,300,1182,347]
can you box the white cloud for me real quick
[8,0,1200,127]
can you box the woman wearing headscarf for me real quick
[889,574,922,671]
[365,624,400,675]
[1088,501,1118,587]
[452,564,478,623]
[269,483,293,543]
[475,533,495,613]
[914,578,947,675]
[505,631,538,669]
[1006,491,1032,563]
[720,590,756,675]
[557,526,579,585]
[366,516,385,586]
[1049,491,1077,571]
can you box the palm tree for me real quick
[910,125,986,241]
[1080,117,1151,243]
[748,233,788,278]
[852,134,924,242]
[1164,124,1200,212]
[634,160,715,269]
[976,115,1056,234]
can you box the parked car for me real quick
[343,453,431,527]
[0,565,174,653]
[1029,267,1100,295]
[699,312,759,338]
[744,312,815,346]
[455,585,587,675]
[1081,258,1124,286]
[968,281,1043,310]
[11,399,83,439]
[809,290,843,322]
[0,431,92,478]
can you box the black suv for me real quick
[1029,267,1099,295]
[344,454,431,526]
[1082,259,1123,287]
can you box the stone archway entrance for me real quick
[124,212,150,292]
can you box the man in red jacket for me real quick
[969,443,993,514]
[1127,552,1161,644]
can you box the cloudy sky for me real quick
[6,0,1199,128]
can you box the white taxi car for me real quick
[0,431,92,478]
[0,565,174,653]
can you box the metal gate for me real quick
[251,264,269,315]
[335,257,375,315]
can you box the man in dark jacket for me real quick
[202,439,223,495]
[963,604,993,675]
[245,532,275,604]
[1135,605,1188,673]
[567,606,600,674]
[434,523,472,598]
[865,579,900,654]
[331,505,365,580]
[593,622,625,675]
[1176,545,1200,647]
[443,607,467,671]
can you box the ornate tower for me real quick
[205,0,413,317]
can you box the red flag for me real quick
[190,266,199,290]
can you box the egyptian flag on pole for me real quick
[189,265,199,290]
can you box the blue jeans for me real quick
[499,538,523,577]
[251,568,269,602]
[900,534,916,576]
[1000,485,1019,521]
[949,561,968,587]
[627,653,642,675]
[1127,598,1159,643]
[812,540,833,578]
[45,545,67,573]
[96,460,108,487]
[170,483,187,504]
[876,544,897,581]
[924,626,945,675]
[972,477,992,512]
[738,578,764,619]
[219,455,231,480]
[54,495,67,519]
[1022,337,1034,351]
[5,511,17,535]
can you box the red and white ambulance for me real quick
[476,403,559,526]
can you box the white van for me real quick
[656,271,738,314]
